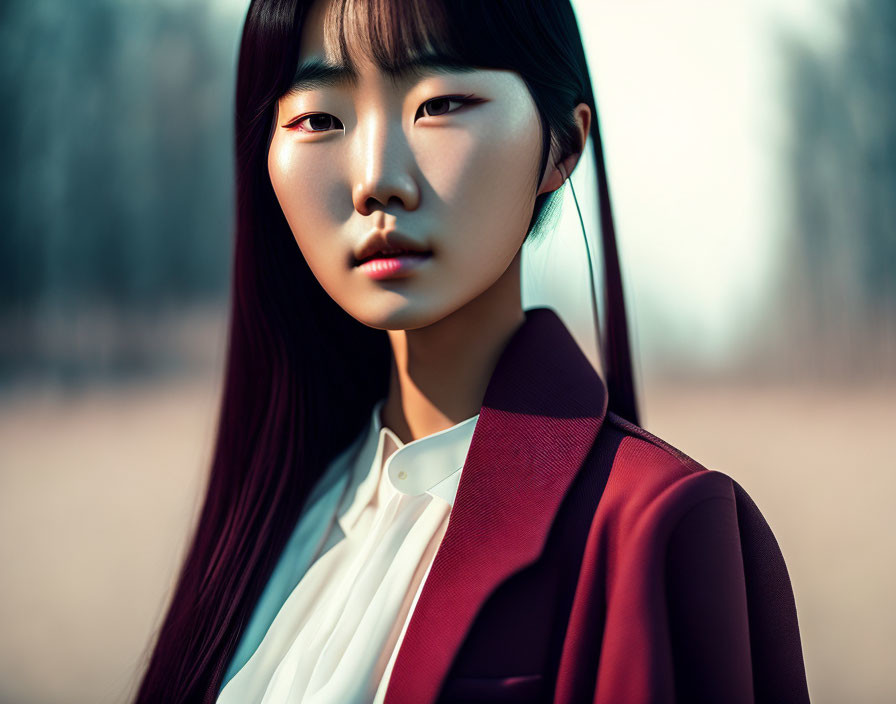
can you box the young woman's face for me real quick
[268,0,555,330]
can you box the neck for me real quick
[380,250,525,444]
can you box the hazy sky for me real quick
[563,0,846,371]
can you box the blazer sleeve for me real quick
[593,470,810,704]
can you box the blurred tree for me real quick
[0,0,236,309]
[0,0,240,384]
[778,0,896,379]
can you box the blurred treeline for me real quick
[0,0,239,388]
[771,0,895,381]
[0,0,893,390]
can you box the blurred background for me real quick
[0,0,893,702]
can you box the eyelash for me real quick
[284,94,480,133]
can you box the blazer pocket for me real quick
[438,673,545,703]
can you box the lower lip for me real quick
[356,252,433,280]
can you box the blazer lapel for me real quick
[384,306,609,704]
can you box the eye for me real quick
[284,113,344,133]
[415,94,481,120]
[282,94,481,132]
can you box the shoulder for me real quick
[583,418,810,702]
[591,410,740,539]
[589,409,792,586]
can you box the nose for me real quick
[351,114,421,216]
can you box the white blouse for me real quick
[217,398,480,704]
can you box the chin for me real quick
[350,297,458,332]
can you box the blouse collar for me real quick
[337,398,480,534]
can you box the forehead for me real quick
[284,0,488,101]
[297,0,452,75]
[297,0,332,64]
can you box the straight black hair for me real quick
[134,1,637,701]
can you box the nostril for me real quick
[364,195,405,213]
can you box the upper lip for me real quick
[352,229,432,266]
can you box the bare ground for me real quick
[0,375,893,703]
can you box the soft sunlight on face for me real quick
[266,0,553,330]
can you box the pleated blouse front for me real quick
[217,398,480,704]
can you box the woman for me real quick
[135,0,810,702]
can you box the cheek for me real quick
[268,135,344,261]
[268,136,335,236]
[417,107,541,258]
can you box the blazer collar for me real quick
[385,306,609,704]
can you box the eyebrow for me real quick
[285,52,475,97]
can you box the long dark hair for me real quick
[134,1,637,701]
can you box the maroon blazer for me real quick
[382,307,810,704]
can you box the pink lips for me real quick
[356,252,432,280]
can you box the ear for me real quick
[537,102,592,196]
